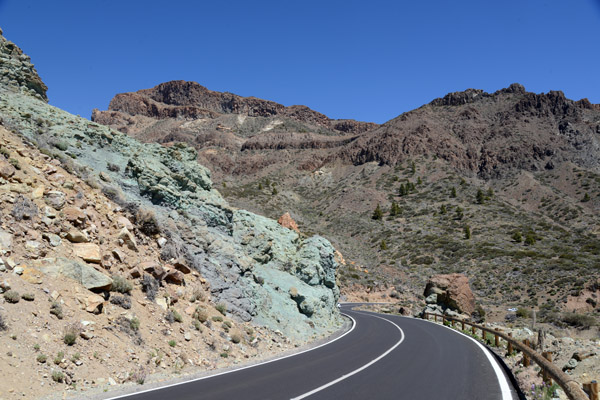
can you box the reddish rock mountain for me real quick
[334,83,600,179]
[424,273,476,316]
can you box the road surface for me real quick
[108,304,519,400]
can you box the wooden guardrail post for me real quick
[507,332,513,355]
[583,381,599,400]
[542,351,553,385]
[494,328,500,347]
[461,321,465,330]
[471,325,476,336]
[523,340,530,367]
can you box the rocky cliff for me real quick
[0,29,342,342]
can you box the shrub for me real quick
[561,313,596,329]
[136,208,160,235]
[168,340,176,347]
[53,140,69,151]
[110,294,131,309]
[63,323,81,345]
[192,320,202,331]
[52,370,65,383]
[37,354,47,363]
[33,343,40,351]
[524,232,536,246]
[512,231,522,243]
[130,367,147,385]
[54,351,64,365]
[190,288,205,303]
[172,310,183,323]
[215,303,227,316]
[50,301,64,319]
[464,225,471,240]
[193,307,208,323]
[141,274,158,301]
[8,158,20,170]
[516,307,531,318]
[106,162,120,172]
[220,352,228,358]
[231,334,241,344]
[21,293,35,301]
[4,290,20,303]
[71,352,80,362]
[212,315,223,322]
[111,275,133,294]
[130,317,140,332]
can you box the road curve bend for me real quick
[106,304,519,400]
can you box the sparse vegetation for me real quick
[141,274,159,301]
[51,370,65,383]
[168,339,176,347]
[37,354,47,363]
[215,303,227,316]
[21,293,35,301]
[111,275,133,294]
[63,323,81,346]
[50,301,64,319]
[110,294,132,309]
[4,290,20,303]
[372,204,383,220]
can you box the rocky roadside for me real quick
[0,124,323,399]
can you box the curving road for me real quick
[107,304,520,400]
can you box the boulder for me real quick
[42,232,61,247]
[34,257,112,291]
[277,212,300,233]
[117,216,133,231]
[73,243,102,264]
[164,268,184,285]
[424,273,476,316]
[0,158,16,179]
[31,185,44,199]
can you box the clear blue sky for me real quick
[1,0,599,124]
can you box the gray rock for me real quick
[42,233,62,247]
[563,358,578,371]
[425,293,438,305]
[44,191,66,210]
[34,257,113,291]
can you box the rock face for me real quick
[0,28,47,101]
[0,30,342,339]
[424,273,476,316]
[277,212,300,233]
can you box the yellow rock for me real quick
[21,266,43,284]
[73,243,102,263]
[31,185,44,199]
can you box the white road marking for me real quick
[104,314,357,400]
[422,318,514,400]
[290,311,405,400]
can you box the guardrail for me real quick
[422,312,598,400]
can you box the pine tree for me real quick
[524,232,536,246]
[399,184,408,196]
[450,187,457,198]
[258,183,263,190]
[464,225,471,240]
[390,202,401,216]
[380,240,388,250]
[440,204,447,215]
[512,231,522,243]
[476,189,485,204]
[582,193,591,202]
[372,204,383,220]
[410,161,416,175]
[272,187,278,195]
[417,177,422,185]
[455,206,464,220]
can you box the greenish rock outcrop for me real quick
[0,28,342,339]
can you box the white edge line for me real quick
[103,314,357,400]
[290,311,405,400]
[421,318,513,400]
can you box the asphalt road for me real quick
[110,304,519,400]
